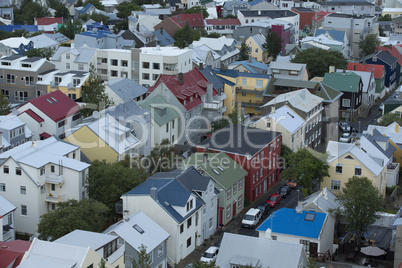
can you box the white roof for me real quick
[192,44,221,65]
[239,19,292,30]
[140,46,191,56]
[262,88,324,113]
[301,34,343,46]
[192,36,236,51]
[302,187,342,214]
[0,37,31,47]
[215,233,304,268]
[0,194,16,216]
[29,34,58,49]
[269,61,305,72]
[383,7,402,12]
[255,105,305,134]
[0,136,89,172]
[103,211,170,253]
[366,123,402,144]
[0,114,25,130]
[0,55,49,72]
[55,230,117,250]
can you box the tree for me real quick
[23,47,53,60]
[13,0,51,24]
[191,262,220,268]
[115,2,142,18]
[378,14,392,21]
[378,113,402,126]
[80,13,109,25]
[205,32,221,38]
[0,91,10,115]
[239,41,250,61]
[306,257,316,268]
[336,176,384,244]
[281,148,329,194]
[173,23,200,49]
[58,19,83,39]
[113,20,128,34]
[291,48,347,79]
[55,4,70,19]
[359,34,380,57]
[262,31,283,61]
[83,0,104,10]
[131,245,152,268]
[210,118,230,133]
[86,159,148,214]
[98,258,106,268]
[76,0,83,6]
[37,199,108,241]
[81,64,113,117]
[145,139,176,174]
[224,15,237,19]
[184,7,208,18]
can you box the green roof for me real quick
[317,82,343,103]
[181,152,248,190]
[323,72,361,93]
[137,95,179,126]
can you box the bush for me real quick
[386,185,399,195]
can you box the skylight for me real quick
[133,224,144,234]
[46,99,53,104]
[304,213,316,221]
[50,97,58,103]
[212,168,220,175]
[217,165,224,172]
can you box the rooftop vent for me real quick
[46,99,53,104]
[212,168,220,175]
[133,224,144,234]
[217,165,224,172]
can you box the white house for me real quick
[0,137,90,235]
[96,49,133,81]
[192,36,240,66]
[104,78,147,105]
[50,46,97,73]
[0,114,33,152]
[0,194,16,242]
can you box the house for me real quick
[228,58,269,73]
[16,90,82,140]
[302,187,342,215]
[73,30,131,50]
[20,236,121,267]
[347,62,386,99]
[96,48,133,80]
[154,13,204,39]
[382,7,402,18]
[0,7,13,23]
[252,105,306,151]
[0,25,37,33]
[365,50,398,91]
[0,37,34,54]
[245,34,268,63]
[104,78,147,105]
[50,46,97,73]
[323,138,388,197]
[142,4,172,20]
[222,1,249,18]
[391,16,402,34]
[261,89,324,149]
[311,11,331,32]
[197,124,282,202]
[34,17,63,33]
[292,7,315,30]
[181,152,248,226]
[153,28,175,47]
[54,230,125,267]
[271,0,302,10]
[0,114,33,152]
[249,0,280,10]
[64,114,141,163]
[216,233,307,268]
[121,26,157,48]
[378,46,402,85]
[103,211,170,268]
[317,0,376,16]
[268,61,309,80]
[300,32,349,58]
[28,34,59,52]
[204,19,241,38]
[323,71,363,121]
[0,137,90,235]
[192,36,240,66]
[257,208,334,256]
[0,240,31,267]
[0,194,16,241]
[192,44,221,69]
[0,55,55,103]
[121,174,205,264]
[147,68,220,145]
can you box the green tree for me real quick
[46,0,61,9]
[173,23,200,48]
[191,261,220,268]
[280,144,293,163]
[378,14,392,21]
[205,32,221,38]
[76,0,83,6]
[359,34,380,57]
[281,148,329,194]
[0,91,10,115]
[262,31,283,61]
[83,0,104,10]
[86,159,148,214]
[115,2,142,18]
[291,48,347,79]
[210,118,230,133]
[58,19,82,39]
[131,245,152,268]
[23,47,53,60]
[336,176,384,244]
[228,104,244,124]
[183,7,208,18]
[113,20,128,34]
[81,64,113,117]
[239,41,250,61]
[224,14,237,19]
[37,199,108,241]
[80,13,109,25]
[145,139,176,174]
[55,4,70,19]
[306,257,316,268]
[98,258,106,268]
[378,113,402,126]
[13,0,51,24]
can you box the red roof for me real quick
[0,240,31,268]
[378,46,402,66]
[312,11,331,22]
[347,62,385,79]
[35,17,63,25]
[148,68,218,111]
[170,13,205,28]
[40,132,51,138]
[27,90,80,122]
[205,19,241,26]
[20,109,44,123]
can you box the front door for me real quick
[233,200,237,217]
[310,242,318,257]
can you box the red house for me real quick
[197,124,282,202]
[154,13,205,39]
[0,240,31,268]
[291,7,315,30]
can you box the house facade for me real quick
[192,36,240,66]
[0,195,16,242]
[365,50,398,91]
[204,19,241,38]
[50,46,97,73]
[0,114,33,152]
[347,62,386,99]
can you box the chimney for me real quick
[150,187,158,200]
[271,106,275,114]
[160,27,163,34]
[355,137,361,148]
[343,68,346,74]
[318,38,322,44]
[136,23,140,32]
[258,10,261,15]
[207,83,213,103]
[177,72,184,85]
[32,141,38,148]
[396,124,399,133]
[368,127,374,136]
[203,153,208,163]
[248,54,252,62]
[265,228,272,240]
[220,62,226,71]
[352,133,357,143]
[199,62,204,70]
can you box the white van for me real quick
[241,208,262,228]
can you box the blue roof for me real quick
[213,68,270,79]
[87,22,109,31]
[228,58,269,74]
[314,29,346,43]
[78,30,114,39]
[200,66,225,90]
[219,77,236,86]
[248,0,268,6]
[152,28,174,47]
[124,178,203,223]
[80,3,94,14]
[0,25,38,32]
[256,208,327,239]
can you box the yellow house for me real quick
[215,69,270,116]
[322,140,387,197]
[382,8,402,18]
[246,34,268,63]
[65,114,141,163]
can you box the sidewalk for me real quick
[175,179,286,268]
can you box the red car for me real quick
[266,193,282,208]
[287,178,298,189]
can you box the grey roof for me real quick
[199,66,225,90]
[327,13,375,19]
[44,33,70,43]
[359,129,396,159]
[101,99,150,122]
[375,50,398,66]
[175,167,211,192]
[240,9,298,18]
[107,78,148,101]
[55,230,117,250]
[51,47,96,63]
[103,211,170,253]
[319,0,374,5]
[0,194,16,216]
[302,187,342,214]
[216,233,305,268]
[21,57,43,63]
[2,54,24,61]
[198,124,281,157]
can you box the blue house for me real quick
[74,30,131,49]
[365,50,398,90]
[152,28,175,47]
[0,37,34,54]
[0,25,38,33]
[256,208,334,256]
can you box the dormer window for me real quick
[272,69,280,74]
[1,61,10,66]
[190,96,193,101]
[373,56,377,62]
[186,199,193,212]
[289,70,298,75]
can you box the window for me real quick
[166,122,169,132]
[0,183,5,192]
[142,62,150,69]
[73,78,81,87]
[51,184,56,191]
[186,199,193,212]
[172,120,175,129]
[20,186,26,195]
[66,53,70,59]
[242,78,247,85]
[355,166,362,176]
[73,113,81,121]
[331,180,341,190]
[260,167,263,177]
[209,218,213,229]
[342,99,350,107]
[3,165,9,174]
[40,167,45,176]
[78,64,84,70]
[111,70,118,77]
[51,165,55,173]
[300,240,310,252]
[233,183,237,194]
[180,224,184,233]
[152,74,159,80]
[25,76,34,86]
[66,63,70,69]
[187,217,192,228]
[227,188,231,199]
[238,195,242,208]
[58,120,66,128]
[142,73,149,80]
[226,204,231,218]
[21,205,27,216]
[111,59,118,66]
[256,79,263,88]
[153,63,160,69]
[187,237,191,248]
[238,179,243,189]
[121,60,128,67]
[16,167,21,175]
[335,164,342,174]
[158,244,163,257]
[6,74,14,84]
[40,185,46,194]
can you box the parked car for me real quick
[241,208,262,228]
[256,202,271,218]
[339,133,351,143]
[266,193,282,208]
[378,103,384,111]
[185,263,194,268]
[200,246,219,263]
[279,185,292,198]
[287,178,298,189]
[339,122,351,132]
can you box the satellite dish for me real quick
[295,205,303,214]
[92,111,100,119]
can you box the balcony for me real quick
[204,101,223,110]
[45,194,67,203]
[2,227,14,242]
[236,87,264,97]
[240,100,264,107]
[214,92,227,102]
[67,82,78,90]
[387,162,400,187]
[105,242,125,264]
[221,105,227,114]
[45,174,64,184]
[50,81,59,88]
